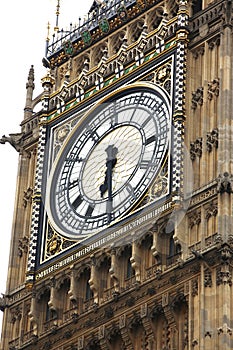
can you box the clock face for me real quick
[47,86,170,239]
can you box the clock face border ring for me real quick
[45,82,171,239]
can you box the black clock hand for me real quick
[99,145,118,223]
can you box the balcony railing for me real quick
[167,252,182,266]
[47,0,137,57]
[145,264,161,281]
[63,307,79,323]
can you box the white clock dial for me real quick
[47,85,170,239]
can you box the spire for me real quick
[54,0,61,32]
[24,65,35,120]
[45,21,51,58]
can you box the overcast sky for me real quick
[0,0,93,334]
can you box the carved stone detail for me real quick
[204,201,218,220]
[170,292,187,310]
[0,295,6,311]
[206,128,218,152]
[216,265,232,286]
[188,210,201,228]
[23,187,34,208]
[216,245,233,286]
[204,268,212,287]
[0,132,25,152]
[208,36,220,50]
[217,323,233,336]
[190,138,202,160]
[191,87,203,109]
[18,236,29,257]
[217,172,233,194]
[192,338,198,346]
[207,78,219,100]
[154,61,172,94]
[192,45,205,59]
[119,326,134,350]
[85,338,100,350]
[11,307,22,323]
[191,279,198,297]
[128,312,142,330]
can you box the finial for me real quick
[46,22,50,42]
[45,21,50,56]
[54,0,61,32]
[41,71,55,90]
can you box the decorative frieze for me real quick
[189,184,217,207]
[190,138,202,160]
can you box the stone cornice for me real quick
[188,0,229,47]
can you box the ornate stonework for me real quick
[2,0,233,349]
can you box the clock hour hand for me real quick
[100,145,118,197]
[99,145,118,223]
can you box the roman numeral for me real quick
[68,179,79,190]
[85,205,94,217]
[140,160,155,169]
[141,116,151,128]
[145,135,156,145]
[126,183,136,199]
[66,156,84,163]
[72,195,83,210]
[86,128,99,142]
[111,113,118,127]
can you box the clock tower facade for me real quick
[1,0,233,349]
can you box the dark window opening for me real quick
[192,0,202,15]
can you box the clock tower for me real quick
[1,0,233,349]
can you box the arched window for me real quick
[167,235,182,266]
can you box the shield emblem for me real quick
[99,18,110,33]
[63,40,73,55]
[81,30,92,46]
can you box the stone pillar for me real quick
[109,247,120,292]
[130,240,141,282]
[28,290,39,335]
[68,266,79,303]
[217,9,233,243]
[140,303,155,349]
[119,314,134,350]
[89,255,99,304]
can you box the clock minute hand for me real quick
[99,145,118,223]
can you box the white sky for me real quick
[0,0,93,334]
